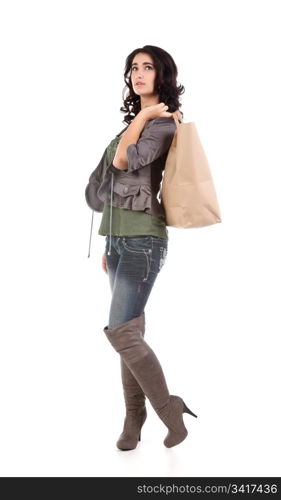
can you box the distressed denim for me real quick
[105,235,168,329]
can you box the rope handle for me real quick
[171,110,183,129]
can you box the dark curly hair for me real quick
[120,45,185,125]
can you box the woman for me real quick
[86,45,197,450]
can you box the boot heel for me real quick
[183,401,197,418]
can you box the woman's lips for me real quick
[135,83,145,86]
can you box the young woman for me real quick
[86,45,197,450]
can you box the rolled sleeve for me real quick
[126,117,176,172]
[107,162,124,174]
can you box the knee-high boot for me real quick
[117,311,147,450]
[103,313,197,448]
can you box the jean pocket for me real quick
[122,236,152,253]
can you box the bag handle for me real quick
[172,110,183,129]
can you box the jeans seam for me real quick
[143,238,153,281]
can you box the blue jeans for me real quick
[105,235,168,329]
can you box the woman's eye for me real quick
[132,66,152,71]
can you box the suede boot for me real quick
[104,313,197,448]
[117,311,147,450]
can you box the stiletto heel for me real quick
[183,401,198,418]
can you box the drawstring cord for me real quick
[107,171,114,255]
[87,209,94,258]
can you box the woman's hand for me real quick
[140,102,173,121]
[102,253,108,274]
[140,103,183,122]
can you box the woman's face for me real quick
[130,52,158,98]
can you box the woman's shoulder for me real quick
[145,116,177,130]
[142,116,177,139]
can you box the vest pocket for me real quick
[113,181,140,197]
[112,181,151,211]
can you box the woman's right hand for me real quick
[140,102,173,121]
[102,253,108,274]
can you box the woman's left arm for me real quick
[112,111,148,170]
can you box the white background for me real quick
[0,0,280,477]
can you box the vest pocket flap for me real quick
[113,181,140,197]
